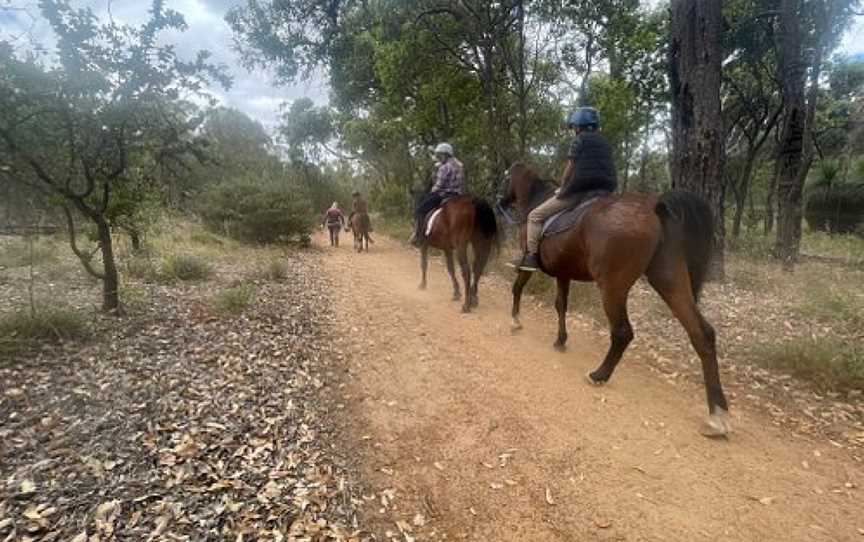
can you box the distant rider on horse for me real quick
[410,142,465,247]
[513,107,617,271]
[322,201,345,246]
[348,190,373,242]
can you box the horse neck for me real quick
[518,178,554,216]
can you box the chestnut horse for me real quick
[349,212,371,252]
[418,194,499,313]
[499,163,729,437]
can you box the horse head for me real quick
[499,162,555,219]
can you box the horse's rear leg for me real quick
[445,249,460,300]
[510,270,532,332]
[553,277,570,351]
[587,287,634,384]
[648,272,730,437]
[419,245,429,290]
[457,247,471,312]
[469,240,491,308]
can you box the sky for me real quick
[2,1,864,134]
[0,0,330,130]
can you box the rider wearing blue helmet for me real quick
[513,106,617,271]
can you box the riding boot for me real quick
[509,252,540,272]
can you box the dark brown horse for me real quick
[418,195,499,313]
[349,212,371,252]
[500,162,729,437]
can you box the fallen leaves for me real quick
[0,251,368,540]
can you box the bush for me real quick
[0,308,89,356]
[259,259,287,281]
[805,183,864,234]
[213,283,256,314]
[198,179,314,244]
[124,255,159,281]
[160,253,212,282]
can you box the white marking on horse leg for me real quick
[584,372,605,386]
[510,317,522,333]
[701,407,730,438]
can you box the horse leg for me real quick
[510,270,532,332]
[586,287,634,385]
[445,249,460,300]
[553,277,570,352]
[469,240,490,308]
[649,275,730,438]
[419,245,428,290]
[457,246,471,313]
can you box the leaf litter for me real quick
[0,250,371,540]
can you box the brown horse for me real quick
[418,195,499,313]
[349,212,371,252]
[500,163,729,437]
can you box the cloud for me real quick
[0,0,330,131]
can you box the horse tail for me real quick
[654,191,714,302]
[472,197,500,253]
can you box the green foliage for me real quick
[0,307,89,356]
[160,253,213,282]
[213,283,257,315]
[805,183,864,234]
[198,178,314,245]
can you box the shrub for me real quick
[124,255,159,281]
[198,179,314,244]
[805,183,864,234]
[0,308,89,356]
[213,283,256,314]
[260,259,287,281]
[160,253,212,282]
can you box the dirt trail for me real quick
[321,233,862,542]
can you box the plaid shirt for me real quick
[431,158,464,195]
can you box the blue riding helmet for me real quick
[567,107,600,128]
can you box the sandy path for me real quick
[321,233,862,541]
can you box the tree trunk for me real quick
[97,218,121,312]
[732,148,758,240]
[773,0,813,269]
[128,229,142,252]
[668,0,726,279]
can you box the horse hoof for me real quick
[461,305,471,314]
[553,342,567,353]
[510,320,522,333]
[700,408,731,439]
[419,283,427,291]
[452,293,461,301]
[584,372,605,387]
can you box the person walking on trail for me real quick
[512,107,617,272]
[322,202,345,247]
[410,142,465,247]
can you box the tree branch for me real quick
[61,205,105,280]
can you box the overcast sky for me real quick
[2,1,864,134]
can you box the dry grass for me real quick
[0,307,89,357]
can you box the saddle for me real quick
[540,190,609,237]
[422,196,457,236]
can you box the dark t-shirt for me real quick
[559,131,617,199]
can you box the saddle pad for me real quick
[541,196,600,237]
[425,208,443,236]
